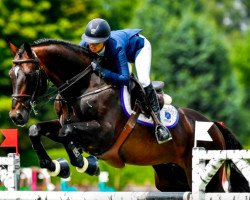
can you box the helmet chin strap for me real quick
[97,46,105,56]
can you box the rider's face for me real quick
[88,42,105,53]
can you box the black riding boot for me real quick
[145,83,172,144]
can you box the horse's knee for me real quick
[59,124,75,138]
[29,124,40,138]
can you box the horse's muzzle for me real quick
[9,109,29,127]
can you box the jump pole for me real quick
[0,153,20,191]
[192,148,250,200]
[0,191,191,200]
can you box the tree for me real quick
[0,0,139,95]
[132,0,245,141]
[230,31,250,105]
[175,0,250,33]
[0,0,139,163]
[229,30,250,143]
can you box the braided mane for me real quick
[32,38,90,54]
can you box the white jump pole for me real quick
[0,153,20,191]
[192,121,250,199]
[192,147,225,200]
[192,148,250,200]
[0,191,192,200]
[232,158,250,184]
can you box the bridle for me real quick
[11,48,113,114]
[12,52,42,114]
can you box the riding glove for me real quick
[91,59,103,73]
[91,59,129,86]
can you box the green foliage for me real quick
[0,0,139,154]
[0,0,139,95]
[0,97,12,128]
[133,1,245,141]
[1,0,250,189]
[230,30,250,102]
[229,30,250,142]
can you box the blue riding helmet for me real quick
[82,18,111,43]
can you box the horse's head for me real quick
[8,41,47,126]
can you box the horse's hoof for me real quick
[76,155,100,176]
[57,158,70,178]
[47,158,70,178]
[86,155,100,176]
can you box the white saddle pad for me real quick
[120,86,179,128]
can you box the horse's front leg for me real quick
[59,120,103,176]
[29,119,69,177]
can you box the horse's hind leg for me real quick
[153,164,190,192]
[29,120,62,172]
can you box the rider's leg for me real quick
[144,83,171,143]
[135,35,171,143]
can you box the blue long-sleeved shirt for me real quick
[80,29,144,86]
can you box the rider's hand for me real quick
[91,59,102,73]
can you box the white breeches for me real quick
[134,35,151,88]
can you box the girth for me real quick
[98,101,141,168]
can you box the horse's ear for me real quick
[7,40,18,56]
[24,41,33,58]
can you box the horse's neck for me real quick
[87,73,111,92]
[35,45,91,86]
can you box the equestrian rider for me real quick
[79,18,171,144]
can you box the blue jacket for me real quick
[80,29,144,86]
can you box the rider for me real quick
[79,18,171,144]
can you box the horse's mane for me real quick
[32,38,91,55]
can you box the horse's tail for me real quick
[214,122,250,192]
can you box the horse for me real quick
[7,39,250,192]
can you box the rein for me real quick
[57,65,92,94]
[37,65,93,103]
[12,49,94,113]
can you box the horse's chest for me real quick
[54,99,89,124]
[65,98,99,122]
[77,92,116,121]
[56,89,116,124]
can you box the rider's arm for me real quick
[100,49,130,86]
[80,41,130,86]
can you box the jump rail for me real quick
[1,149,250,200]
[192,147,250,200]
[1,191,250,200]
[0,191,191,200]
[0,153,20,191]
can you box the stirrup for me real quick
[155,124,172,144]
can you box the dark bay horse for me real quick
[8,39,249,192]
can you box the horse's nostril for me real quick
[16,112,23,121]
